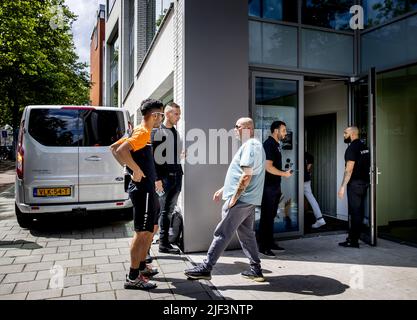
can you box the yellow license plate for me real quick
[33,187,71,197]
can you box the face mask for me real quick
[344,136,351,144]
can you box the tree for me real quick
[0,0,90,137]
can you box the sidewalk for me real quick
[0,160,15,193]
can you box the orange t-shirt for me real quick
[116,125,151,152]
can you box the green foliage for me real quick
[0,0,91,130]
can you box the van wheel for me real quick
[15,204,33,229]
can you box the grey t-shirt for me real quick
[222,138,266,206]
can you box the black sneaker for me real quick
[270,243,285,252]
[184,264,212,280]
[259,248,276,257]
[124,274,157,290]
[159,243,180,254]
[338,240,359,248]
[145,253,153,264]
[241,269,265,282]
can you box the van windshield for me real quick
[28,108,125,147]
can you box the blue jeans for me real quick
[158,172,182,245]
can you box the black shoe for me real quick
[184,264,212,280]
[241,269,265,282]
[270,243,285,252]
[338,240,359,248]
[259,249,276,257]
[145,253,153,264]
[159,243,180,254]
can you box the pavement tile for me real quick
[82,272,112,285]
[57,245,82,253]
[0,283,16,295]
[68,251,94,260]
[46,240,71,248]
[62,275,81,288]
[66,265,96,276]
[13,255,42,264]
[14,279,49,293]
[0,292,28,300]
[108,255,130,263]
[97,282,112,292]
[0,257,14,265]
[4,249,32,257]
[41,253,69,262]
[96,263,125,273]
[31,247,58,255]
[82,244,105,251]
[82,256,109,266]
[105,242,129,249]
[95,249,120,257]
[0,264,25,274]
[24,261,54,272]
[115,289,151,300]
[54,259,82,268]
[27,289,62,300]
[3,271,37,283]
[49,295,80,300]
[81,291,115,300]
[63,284,96,296]
[70,239,93,246]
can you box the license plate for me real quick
[33,187,71,197]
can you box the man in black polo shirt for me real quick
[258,121,293,257]
[152,102,183,254]
[338,126,370,248]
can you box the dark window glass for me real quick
[80,110,125,147]
[28,109,81,147]
[249,0,261,17]
[263,0,298,22]
[364,0,417,28]
[302,0,354,31]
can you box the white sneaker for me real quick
[312,219,326,229]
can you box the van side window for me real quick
[28,109,81,147]
[80,110,125,146]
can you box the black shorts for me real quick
[128,182,160,232]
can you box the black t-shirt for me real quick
[304,152,314,182]
[345,139,370,182]
[263,136,282,187]
[151,124,183,180]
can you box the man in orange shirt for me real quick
[110,99,164,290]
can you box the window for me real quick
[110,36,119,107]
[249,0,298,23]
[28,109,126,147]
[80,110,125,146]
[28,109,81,147]
[302,0,354,31]
[364,0,417,28]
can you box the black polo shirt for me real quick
[304,152,314,182]
[263,136,282,187]
[345,139,370,183]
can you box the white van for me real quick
[15,105,133,228]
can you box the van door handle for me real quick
[85,156,102,161]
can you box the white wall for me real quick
[123,10,174,120]
[304,82,349,220]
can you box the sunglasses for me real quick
[152,112,165,117]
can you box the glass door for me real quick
[251,72,304,238]
[350,67,377,246]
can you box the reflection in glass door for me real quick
[252,73,304,237]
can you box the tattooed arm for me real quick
[338,160,355,199]
[229,167,253,208]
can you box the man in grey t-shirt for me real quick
[184,117,266,282]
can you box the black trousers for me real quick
[158,172,182,245]
[258,184,281,250]
[347,180,369,243]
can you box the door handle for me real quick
[85,156,102,161]
[376,167,381,185]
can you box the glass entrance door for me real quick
[350,68,377,246]
[251,72,304,237]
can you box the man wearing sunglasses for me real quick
[185,118,266,282]
[110,99,164,290]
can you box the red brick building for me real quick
[90,5,106,106]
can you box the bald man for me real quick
[184,118,266,282]
[338,126,370,248]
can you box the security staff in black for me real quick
[152,102,183,254]
[338,126,370,248]
[257,121,292,257]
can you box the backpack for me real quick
[168,206,184,249]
